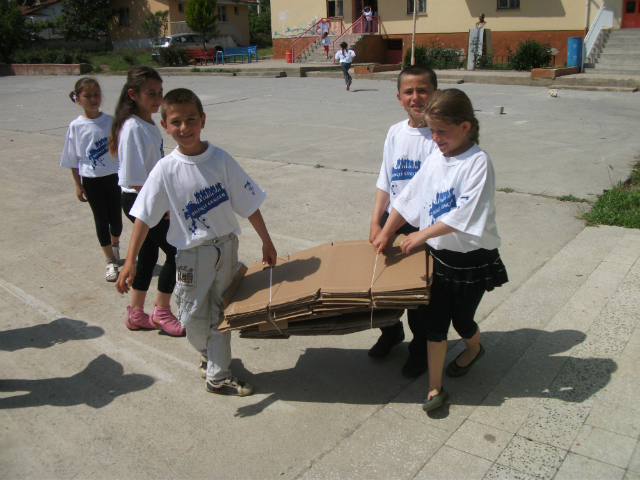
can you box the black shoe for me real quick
[368,323,405,358]
[446,344,485,378]
[402,351,428,378]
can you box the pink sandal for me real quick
[151,303,186,337]
[125,306,157,331]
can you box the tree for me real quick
[0,1,45,63]
[57,0,113,52]
[185,0,219,50]
[141,10,169,47]
[249,0,271,46]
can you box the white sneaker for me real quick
[105,263,118,282]
[112,244,120,264]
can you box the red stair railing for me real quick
[291,18,344,62]
[332,16,380,63]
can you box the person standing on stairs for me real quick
[335,41,356,91]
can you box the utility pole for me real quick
[257,0,261,15]
[411,0,417,65]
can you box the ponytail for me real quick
[423,89,480,145]
[108,66,162,156]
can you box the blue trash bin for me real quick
[567,37,582,68]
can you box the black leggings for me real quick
[423,278,483,343]
[121,192,176,294]
[378,211,429,354]
[82,174,122,247]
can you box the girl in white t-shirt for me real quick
[108,66,183,337]
[60,77,122,283]
[334,41,356,91]
[373,89,508,412]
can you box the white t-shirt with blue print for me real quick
[60,113,118,178]
[376,119,437,213]
[117,115,164,193]
[130,142,267,250]
[393,143,501,253]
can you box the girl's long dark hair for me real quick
[69,77,101,103]
[108,66,162,155]
[424,89,480,145]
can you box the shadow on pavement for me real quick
[0,318,104,352]
[233,328,616,417]
[0,354,154,409]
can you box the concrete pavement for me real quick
[0,75,639,479]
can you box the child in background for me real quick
[321,31,330,59]
[60,77,122,282]
[334,41,356,91]
[108,66,183,337]
[368,65,438,378]
[116,89,277,396]
[373,89,508,412]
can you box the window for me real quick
[407,0,426,14]
[178,3,183,12]
[234,6,239,14]
[497,0,520,9]
[626,1,637,13]
[119,7,130,26]
[218,5,227,22]
[327,0,343,17]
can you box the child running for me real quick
[60,77,122,282]
[116,88,277,395]
[373,89,508,412]
[108,66,183,336]
[335,41,356,91]
[368,65,438,378]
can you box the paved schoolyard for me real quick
[0,75,639,479]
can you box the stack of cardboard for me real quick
[219,235,432,339]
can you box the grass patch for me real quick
[497,187,515,193]
[314,164,325,169]
[557,194,588,203]
[87,49,156,73]
[257,46,273,58]
[581,161,640,229]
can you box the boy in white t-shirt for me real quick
[368,65,438,378]
[116,89,277,396]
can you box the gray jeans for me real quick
[174,234,238,381]
[341,62,352,85]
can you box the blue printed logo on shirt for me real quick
[391,158,421,183]
[87,137,109,169]
[244,181,255,195]
[429,188,457,224]
[182,183,229,234]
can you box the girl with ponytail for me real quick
[110,66,184,337]
[373,88,508,412]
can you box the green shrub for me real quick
[157,46,186,66]
[404,41,465,70]
[10,48,89,64]
[507,40,552,71]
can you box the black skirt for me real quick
[430,248,508,296]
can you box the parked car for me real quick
[151,34,223,60]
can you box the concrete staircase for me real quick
[585,28,640,75]
[295,35,339,64]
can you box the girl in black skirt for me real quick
[373,89,508,412]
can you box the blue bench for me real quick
[223,46,258,63]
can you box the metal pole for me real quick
[411,0,417,65]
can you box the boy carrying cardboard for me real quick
[116,88,277,396]
[368,65,439,378]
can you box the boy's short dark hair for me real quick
[161,88,204,120]
[396,65,438,92]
